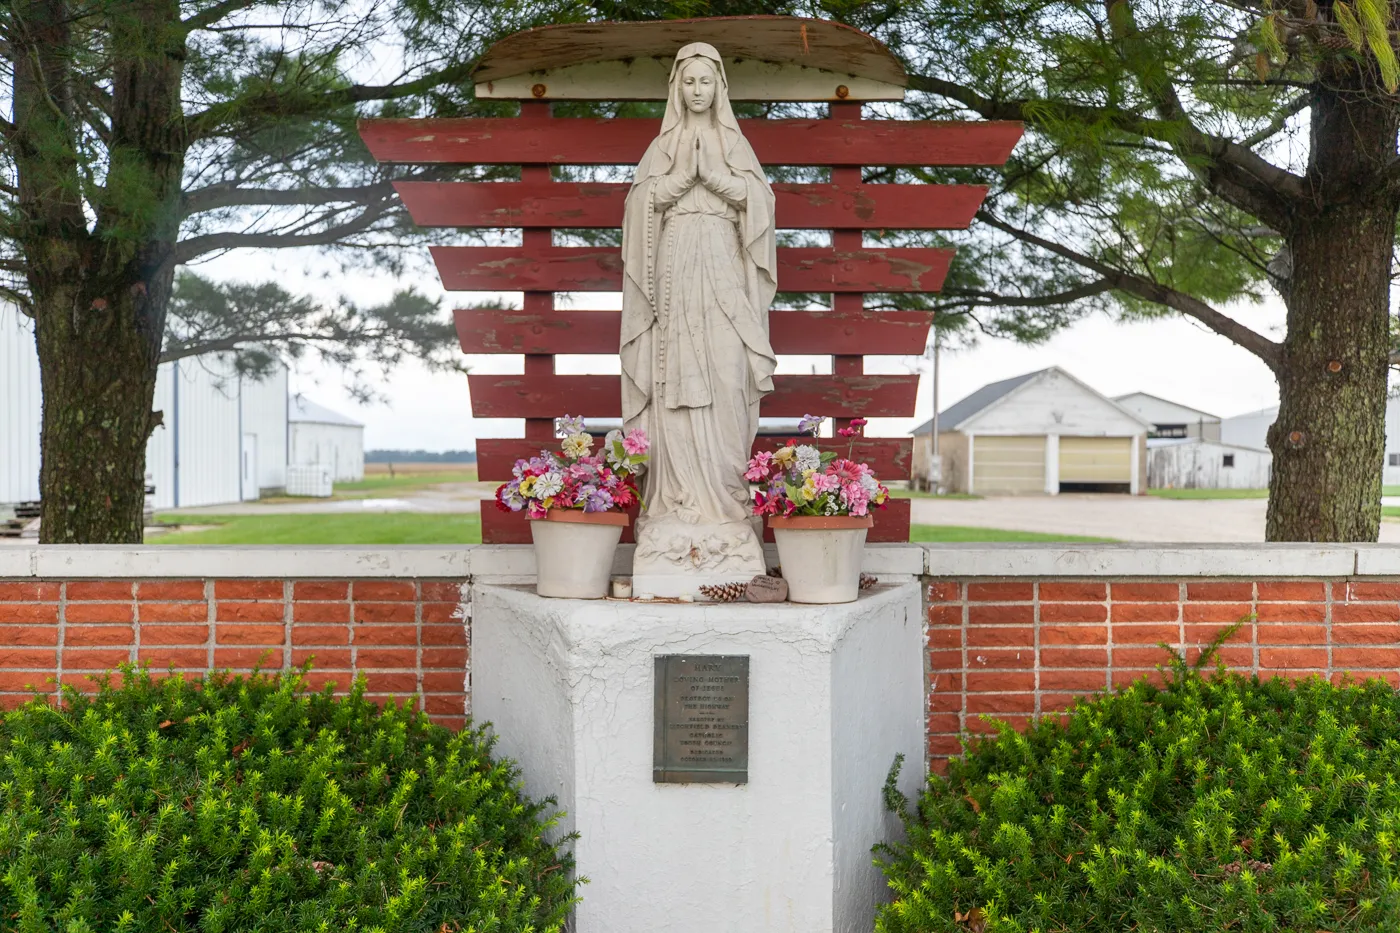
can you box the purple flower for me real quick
[798,414,824,437]
[583,488,615,513]
[554,414,586,437]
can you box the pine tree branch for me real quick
[185,57,480,141]
[173,200,393,261]
[908,73,1305,230]
[181,0,268,32]
[976,210,1283,370]
[181,180,397,216]
[160,331,325,362]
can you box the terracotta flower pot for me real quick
[767,514,873,604]
[528,509,630,598]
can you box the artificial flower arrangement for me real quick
[495,415,650,519]
[744,414,890,518]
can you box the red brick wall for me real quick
[926,579,1400,767]
[0,579,469,728]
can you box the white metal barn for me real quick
[288,395,365,483]
[1146,437,1272,490]
[0,305,42,504]
[1113,392,1221,441]
[910,366,1152,495]
[1220,405,1276,451]
[0,304,289,509]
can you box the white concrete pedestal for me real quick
[472,582,924,933]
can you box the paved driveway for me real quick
[909,494,1400,543]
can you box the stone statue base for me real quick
[630,515,765,598]
[471,581,925,932]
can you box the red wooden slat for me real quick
[481,496,911,544]
[467,373,918,418]
[396,181,988,230]
[433,246,953,292]
[361,117,1022,167]
[476,437,913,482]
[455,308,931,355]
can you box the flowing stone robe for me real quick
[620,43,778,580]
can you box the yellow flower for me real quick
[562,432,593,459]
[773,446,796,466]
[519,476,536,495]
[801,476,818,500]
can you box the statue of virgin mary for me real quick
[620,43,778,589]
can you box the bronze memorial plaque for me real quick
[653,655,749,784]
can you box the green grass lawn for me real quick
[1147,488,1269,499]
[1385,486,1400,497]
[152,513,482,545]
[909,524,1115,543]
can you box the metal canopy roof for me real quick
[471,16,908,87]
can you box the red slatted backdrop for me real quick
[360,85,1020,544]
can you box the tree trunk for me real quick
[34,287,164,543]
[1266,77,1399,542]
[12,0,187,543]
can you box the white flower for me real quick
[533,472,564,498]
[603,429,626,465]
[794,445,821,473]
[561,433,593,459]
[859,472,879,495]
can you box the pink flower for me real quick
[623,429,650,456]
[850,417,868,429]
[843,483,870,517]
[811,472,840,494]
[744,451,774,482]
[837,426,858,438]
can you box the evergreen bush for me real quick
[0,667,577,932]
[877,661,1400,932]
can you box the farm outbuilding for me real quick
[1146,437,1272,490]
[910,366,1152,495]
[1113,392,1221,440]
[289,395,365,483]
[1,302,290,510]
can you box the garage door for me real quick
[972,436,1046,494]
[1059,437,1132,485]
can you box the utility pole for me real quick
[929,326,941,493]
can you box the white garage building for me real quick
[289,395,365,483]
[1,302,291,509]
[911,367,1152,495]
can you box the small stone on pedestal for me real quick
[745,574,787,603]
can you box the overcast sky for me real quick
[198,246,1286,452]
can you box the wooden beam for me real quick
[360,117,1023,167]
[466,373,918,418]
[476,436,913,482]
[396,180,988,230]
[433,246,953,293]
[455,308,932,355]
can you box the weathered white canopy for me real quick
[471,16,907,102]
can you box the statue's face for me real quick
[680,59,717,114]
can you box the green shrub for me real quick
[877,664,1400,932]
[0,667,577,932]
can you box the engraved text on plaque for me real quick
[653,655,749,783]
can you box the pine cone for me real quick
[699,581,749,603]
[859,573,879,590]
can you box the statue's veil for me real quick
[619,42,778,426]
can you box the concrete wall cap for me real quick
[1,542,1394,580]
[921,543,1360,578]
